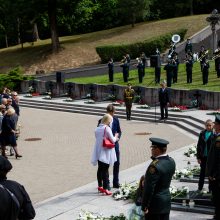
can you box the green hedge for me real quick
[96,29,187,63]
[0,67,34,91]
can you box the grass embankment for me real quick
[0,15,208,74]
[66,61,220,92]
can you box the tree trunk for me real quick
[48,0,60,53]
[131,12,135,27]
[33,23,40,41]
[5,34,8,48]
[17,17,21,45]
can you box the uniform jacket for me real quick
[196,129,213,160]
[159,88,169,105]
[0,179,35,220]
[207,134,220,181]
[91,124,117,166]
[142,155,176,214]
[124,88,134,105]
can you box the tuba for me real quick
[168,34,181,59]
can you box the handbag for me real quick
[103,126,115,149]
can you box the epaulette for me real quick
[151,159,159,166]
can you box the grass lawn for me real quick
[66,61,220,92]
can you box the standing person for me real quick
[136,58,144,83]
[124,83,135,120]
[164,60,174,87]
[207,115,220,220]
[214,45,220,78]
[0,155,35,220]
[185,52,194,83]
[185,38,193,54]
[141,52,147,77]
[120,56,128,83]
[126,54,131,78]
[91,114,119,195]
[198,45,208,72]
[108,58,114,82]
[0,108,22,159]
[196,119,214,192]
[106,104,122,188]
[142,137,176,220]
[172,54,179,83]
[202,58,210,85]
[159,81,170,120]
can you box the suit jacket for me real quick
[159,88,169,105]
[142,155,176,214]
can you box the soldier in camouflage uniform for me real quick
[123,83,134,120]
[142,138,176,220]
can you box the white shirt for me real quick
[91,124,117,166]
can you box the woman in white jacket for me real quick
[91,114,119,195]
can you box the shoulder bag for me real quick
[103,126,115,149]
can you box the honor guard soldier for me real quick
[142,138,176,220]
[185,52,194,83]
[136,57,144,83]
[120,56,129,83]
[207,115,220,220]
[123,83,134,120]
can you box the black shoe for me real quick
[113,184,120,188]
[159,117,164,120]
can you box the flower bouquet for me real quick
[169,105,187,112]
[173,168,193,180]
[78,210,126,220]
[170,186,189,199]
[184,145,197,157]
[64,97,74,102]
[137,104,151,109]
[24,93,33,98]
[84,99,95,104]
[43,95,52,100]
[112,100,124,106]
[112,182,138,201]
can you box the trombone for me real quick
[197,50,209,62]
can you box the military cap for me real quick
[0,156,12,172]
[149,137,169,148]
[215,114,220,124]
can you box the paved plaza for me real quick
[7,101,215,219]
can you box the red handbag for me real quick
[103,127,115,149]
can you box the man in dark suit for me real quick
[207,115,220,220]
[142,137,176,220]
[159,81,170,120]
[98,104,122,188]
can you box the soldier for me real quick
[136,57,144,83]
[141,52,147,77]
[164,59,174,87]
[120,56,128,83]
[123,83,134,120]
[207,115,220,220]
[202,58,210,85]
[108,58,114,82]
[142,137,176,220]
[159,81,170,120]
[185,38,193,54]
[185,52,194,83]
[172,54,179,83]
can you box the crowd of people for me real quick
[0,87,22,159]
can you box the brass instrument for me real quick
[168,34,181,59]
[212,48,220,60]
[197,50,209,62]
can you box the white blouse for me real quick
[91,124,117,166]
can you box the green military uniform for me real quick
[124,84,134,120]
[207,115,220,219]
[142,138,176,220]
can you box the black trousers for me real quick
[160,103,168,119]
[155,67,161,83]
[123,70,128,82]
[113,144,120,186]
[198,157,208,190]
[125,103,132,120]
[202,70,208,85]
[97,160,109,189]
[145,213,169,220]
[211,180,220,219]
[109,70,113,82]
[138,70,143,83]
[186,70,192,83]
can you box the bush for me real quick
[96,29,187,63]
[0,67,34,91]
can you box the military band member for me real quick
[159,81,169,120]
[126,54,131,78]
[185,53,193,83]
[108,58,114,82]
[172,54,179,83]
[123,83,134,120]
[214,44,220,78]
[198,45,208,72]
[185,38,193,54]
[136,58,144,83]
[202,58,210,85]
[141,52,147,77]
[207,115,220,220]
[142,137,176,220]
[164,59,174,87]
[120,56,128,83]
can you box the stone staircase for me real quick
[19,98,204,137]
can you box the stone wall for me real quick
[21,80,220,109]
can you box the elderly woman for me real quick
[1,108,22,159]
[91,114,119,195]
